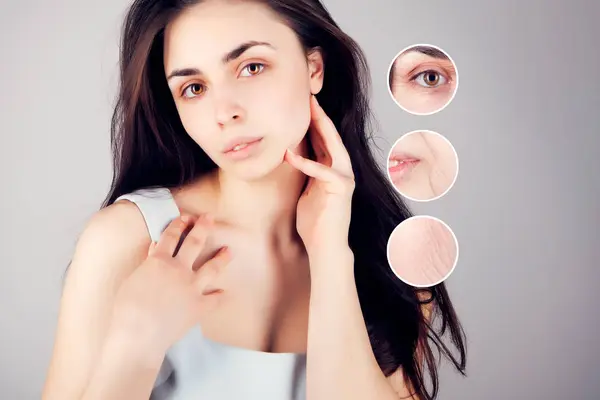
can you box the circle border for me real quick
[386,215,460,288]
[386,43,460,116]
[386,129,459,202]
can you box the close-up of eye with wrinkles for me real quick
[388,44,458,115]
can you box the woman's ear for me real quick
[307,47,324,95]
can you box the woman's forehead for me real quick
[163,1,294,67]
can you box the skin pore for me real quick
[387,131,457,201]
[387,217,457,287]
[389,46,457,114]
[162,0,324,353]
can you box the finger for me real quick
[309,95,352,169]
[309,127,331,166]
[154,215,196,257]
[194,247,231,293]
[175,214,214,267]
[285,148,339,182]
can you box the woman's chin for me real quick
[220,153,286,181]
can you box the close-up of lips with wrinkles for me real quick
[386,130,458,201]
[388,150,421,183]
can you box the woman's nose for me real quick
[213,88,246,126]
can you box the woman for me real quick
[43,0,467,399]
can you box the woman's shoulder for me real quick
[69,195,154,278]
[97,190,155,233]
[96,195,151,240]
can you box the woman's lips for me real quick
[222,137,263,161]
[202,287,224,296]
[388,156,420,182]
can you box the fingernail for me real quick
[181,214,191,222]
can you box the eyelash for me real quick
[409,68,450,89]
[180,62,267,100]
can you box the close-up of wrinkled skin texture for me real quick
[387,216,458,287]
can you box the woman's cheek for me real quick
[266,84,311,145]
[179,107,216,153]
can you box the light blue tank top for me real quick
[115,187,307,400]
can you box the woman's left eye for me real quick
[413,70,448,88]
[240,63,265,77]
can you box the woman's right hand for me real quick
[107,213,229,357]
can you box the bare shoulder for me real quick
[42,200,151,400]
[68,199,151,281]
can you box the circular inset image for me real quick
[386,216,458,288]
[387,130,458,202]
[387,44,458,115]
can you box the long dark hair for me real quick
[100,0,467,398]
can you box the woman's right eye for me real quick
[182,83,205,99]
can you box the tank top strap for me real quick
[114,187,181,243]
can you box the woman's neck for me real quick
[177,136,309,248]
[212,159,306,245]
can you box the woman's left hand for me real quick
[284,95,355,258]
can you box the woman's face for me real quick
[387,131,458,201]
[163,0,324,180]
[389,46,457,115]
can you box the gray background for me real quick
[1,0,599,399]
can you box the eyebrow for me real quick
[166,41,275,81]
[406,46,450,61]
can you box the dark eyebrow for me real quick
[222,41,274,64]
[166,41,275,81]
[406,46,450,61]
